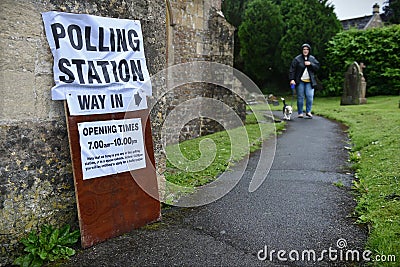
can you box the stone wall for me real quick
[167,0,234,64]
[0,0,166,264]
[0,0,237,264]
[164,0,244,143]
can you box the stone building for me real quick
[341,4,385,30]
[0,0,238,264]
[163,0,241,143]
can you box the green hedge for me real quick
[323,24,400,96]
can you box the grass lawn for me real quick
[313,96,400,265]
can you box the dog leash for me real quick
[290,84,295,107]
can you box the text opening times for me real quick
[77,118,146,180]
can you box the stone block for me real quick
[1,70,36,119]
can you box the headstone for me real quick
[341,62,367,105]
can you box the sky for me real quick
[329,0,386,20]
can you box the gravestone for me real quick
[341,62,367,105]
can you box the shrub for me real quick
[324,24,400,96]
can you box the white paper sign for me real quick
[78,118,146,180]
[41,11,152,100]
[66,88,147,115]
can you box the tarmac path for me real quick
[66,113,367,267]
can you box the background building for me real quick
[341,4,386,30]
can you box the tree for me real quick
[225,0,341,91]
[238,0,284,89]
[384,0,400,24]
[278,0,342,86]
[221,0,251,71]
[221,0,250,28]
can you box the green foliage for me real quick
[383,0,400,24]
[234,0,341,90]
[238,0,283,87]
[324,25,400,96]
[221,0,250,28]
[221,0,251,71]
[278,0,342,80]
[13,224,80,267]
[333,180,344,188]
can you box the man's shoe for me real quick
[298,114,304,118]
[306,112,313,118]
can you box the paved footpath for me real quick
[66,114,367,267]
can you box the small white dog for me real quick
[281,98,293,120]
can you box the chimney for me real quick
[373,3,380,14]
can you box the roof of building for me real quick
[340,4,387,30]
[341,15,375,30]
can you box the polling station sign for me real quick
[78,118,146,180]
[41,11,152,102]
[42,12,160,246]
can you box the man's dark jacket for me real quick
[289,54,320,88]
